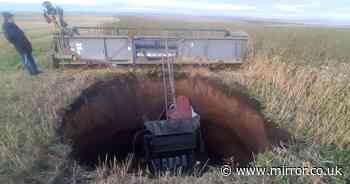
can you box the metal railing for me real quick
[73,26,235,38]
[52,27,249,64]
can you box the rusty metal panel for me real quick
[69,38,106,60]
[105,38,129,61]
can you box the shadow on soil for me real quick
[57,74,292,170]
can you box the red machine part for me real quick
[168,96,193,120]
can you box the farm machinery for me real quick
[43,1,249,68]
[142,48,204,173]
[50,28,249,68]
[48,26,249,68]
[43,1,248,174]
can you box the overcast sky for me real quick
[0,0,349,22]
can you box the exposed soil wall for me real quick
[58,75,290,167]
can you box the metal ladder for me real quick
[161,39,177,119]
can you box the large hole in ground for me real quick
[58,74,291,168]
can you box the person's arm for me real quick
[2,24,16,44]
[13,24,33,52]
[13,24,26,38]
[43,12,52,23]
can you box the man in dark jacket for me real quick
[2,12,41,75]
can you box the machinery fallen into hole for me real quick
[143,97,203,174]
[142,53,204,174]
[44,1,251,175]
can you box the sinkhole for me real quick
[57,74,291,169]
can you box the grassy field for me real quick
[0,13,349,184]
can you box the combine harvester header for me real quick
[52,27,249,67]
[46,12,250,67]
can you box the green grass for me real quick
[113,16,350,66]
[0,14,349,184]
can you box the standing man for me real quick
[2,12,41,75]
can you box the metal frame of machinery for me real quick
[51,27,249,67]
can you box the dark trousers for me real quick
[20,52,40,75]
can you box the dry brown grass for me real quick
[1,66,349,183]
[235,57,350,147]
[1,14,349,184]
